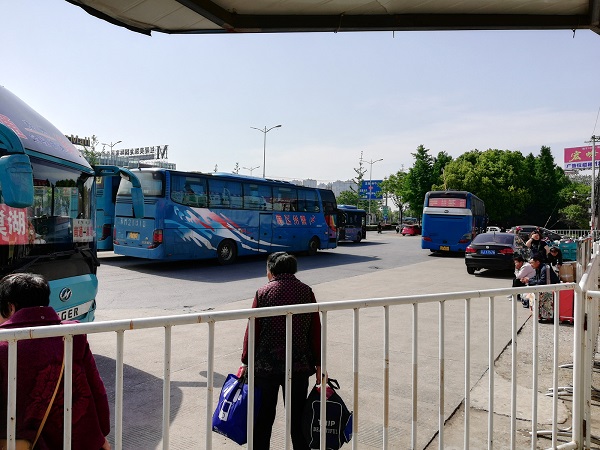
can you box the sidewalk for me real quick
[90,251,534,449]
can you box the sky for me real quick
[3,1,600,184]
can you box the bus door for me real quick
[258,213,272,251]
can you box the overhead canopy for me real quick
[67,0,600,36]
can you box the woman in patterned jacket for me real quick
[240,252,322,450]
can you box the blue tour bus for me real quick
[113,169,338,264]
[421,190,486,252]
[0,86,144,322]
[95,174,121,250]
[337,205,367,243]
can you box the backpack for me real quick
[302,379,353,450]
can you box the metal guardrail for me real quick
[2,241,600,450]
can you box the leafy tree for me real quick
[337,190,368,210]
[529,146,568,225]
[404,145,434,215]
[79,135,100,165]
[432,151,453,189]
[438,149,531,226]
[379,171,408,223]
[556,183,591,228]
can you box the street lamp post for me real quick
[251,125,282,178]
[362,156,383,225]
[243,165,260,176]
[101,140,122,164]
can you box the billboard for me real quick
[564,145,600,170]
[359,180,383,199]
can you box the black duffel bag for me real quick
[302,378,353,450]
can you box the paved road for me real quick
[90,231,526,449]
[95,231,434,313]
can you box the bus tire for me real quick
[307,237,320,256]
[466,266,476,275]
[217,240,237,265]
[354,232,362,243]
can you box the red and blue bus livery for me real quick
[113,169,338,264]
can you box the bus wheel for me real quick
[307,237,320,256]
[354,232,362,243]
[466,267,476,275]
[217,240,237,265]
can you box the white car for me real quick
[486,226,501,233]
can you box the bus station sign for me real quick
[359,180,382,199]
[564,145,600,170]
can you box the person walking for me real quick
[0,273,111,450]
[239,252,321,450]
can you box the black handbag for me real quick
[302,378,353,450]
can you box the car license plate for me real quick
[480,249,495,255]
[58,300,94,321]
[128,231,140,239]
[440,246,450,251]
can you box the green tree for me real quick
[79,135,100,165]
[379,171,408,223]
[439,149,531,226]
[529,146,568,225]
[337,190,368,210]
[556,183,591,228]
[404,145,434,215]
[432,151,453,189]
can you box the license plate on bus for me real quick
[440,246,450,251]
[58,300,94,321]
[480,249,495,255]
[128,232,140,239]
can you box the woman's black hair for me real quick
[0,273,50,318]
[267,252,298,275]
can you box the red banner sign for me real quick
[564,146,600,170]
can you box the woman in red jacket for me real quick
[0,273,111,450]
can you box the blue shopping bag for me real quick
[212,373,261,445]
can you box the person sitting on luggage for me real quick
[511,255,536,303]
[522,254,560,287]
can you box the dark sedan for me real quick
[465,232,531,275]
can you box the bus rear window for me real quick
[117,172,164,197]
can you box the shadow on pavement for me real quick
[95,355,228,450]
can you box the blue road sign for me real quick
[359,180,383,199]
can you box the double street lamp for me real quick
[251,125,282,178]
[101,140,122,164]
[243,165,260,176]
[362,156,383,225]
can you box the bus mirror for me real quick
[131,186,145,218]
[0,154,34,208]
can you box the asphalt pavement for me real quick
[89,232,548,449]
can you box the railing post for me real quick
[162,326,172,450]
[205,321,215,450]
[439,301,445,449]
[412,303,418,450]
[488,296,494,450]
[464,298,471,450]
[383,305,390,450]
[115,330,124,450]
[353,308,360,450]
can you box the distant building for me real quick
[330,180,356,197]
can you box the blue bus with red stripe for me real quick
[113,169,338,264]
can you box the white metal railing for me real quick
[1,255,599,449]
[553,229,600,240]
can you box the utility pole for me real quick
[588,135,600,237]
[361,155,383,225]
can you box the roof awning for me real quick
[66,0,600,36]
